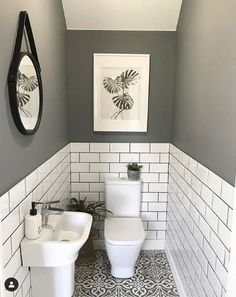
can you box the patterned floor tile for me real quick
[73,250,179,297]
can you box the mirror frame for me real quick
[8,11,43,135]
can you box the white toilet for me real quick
[104,177,145,278]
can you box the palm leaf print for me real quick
[17,91,30,107]
[16,70,39,118]
[21,76,38,92]
[17,71,38,92]
[103,77,122,94]
[120,70,140,89]
[112,94,134,110]
[103,68,140,120]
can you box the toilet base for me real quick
[111,267,135,278]
[105,242,143,279]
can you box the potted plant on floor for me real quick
[66,197,111,264]
[126,163,143,180]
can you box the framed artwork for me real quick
[93,54,150,132]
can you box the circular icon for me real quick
[5,278,19,292]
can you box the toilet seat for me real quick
[105,217,145,246]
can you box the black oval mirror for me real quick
[8,11,43,135]
[9,52,43,135]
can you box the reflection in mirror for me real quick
[17,55,40,130]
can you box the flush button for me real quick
[5,277,19,292]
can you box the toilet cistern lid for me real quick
[105,177,141,185]
[105,218,145,246]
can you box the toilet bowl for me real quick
[105,217,145,278]
[104,178,145,278]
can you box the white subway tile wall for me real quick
[1,141,235,297]
[0,144,70,297]
[70,142,169,250]
[166,144,234,297]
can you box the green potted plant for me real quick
[66,197,111,264]
[66,197,109,216]
[126,163,143,180]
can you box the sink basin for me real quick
[21,211,92,267]
[21,211,93,297]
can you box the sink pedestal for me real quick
[31,262,75,297]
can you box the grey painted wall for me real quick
[172,0,236,185]
[67,31,176,143]
[0,1,68,195]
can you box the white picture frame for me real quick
[93,53,150,132]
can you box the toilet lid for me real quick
[104,218,145,246]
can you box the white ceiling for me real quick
[62,0,182,31]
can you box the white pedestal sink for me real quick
[21,212,92,297]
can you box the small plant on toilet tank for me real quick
[126,163,143,180]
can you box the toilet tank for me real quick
[105,177,142,217]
